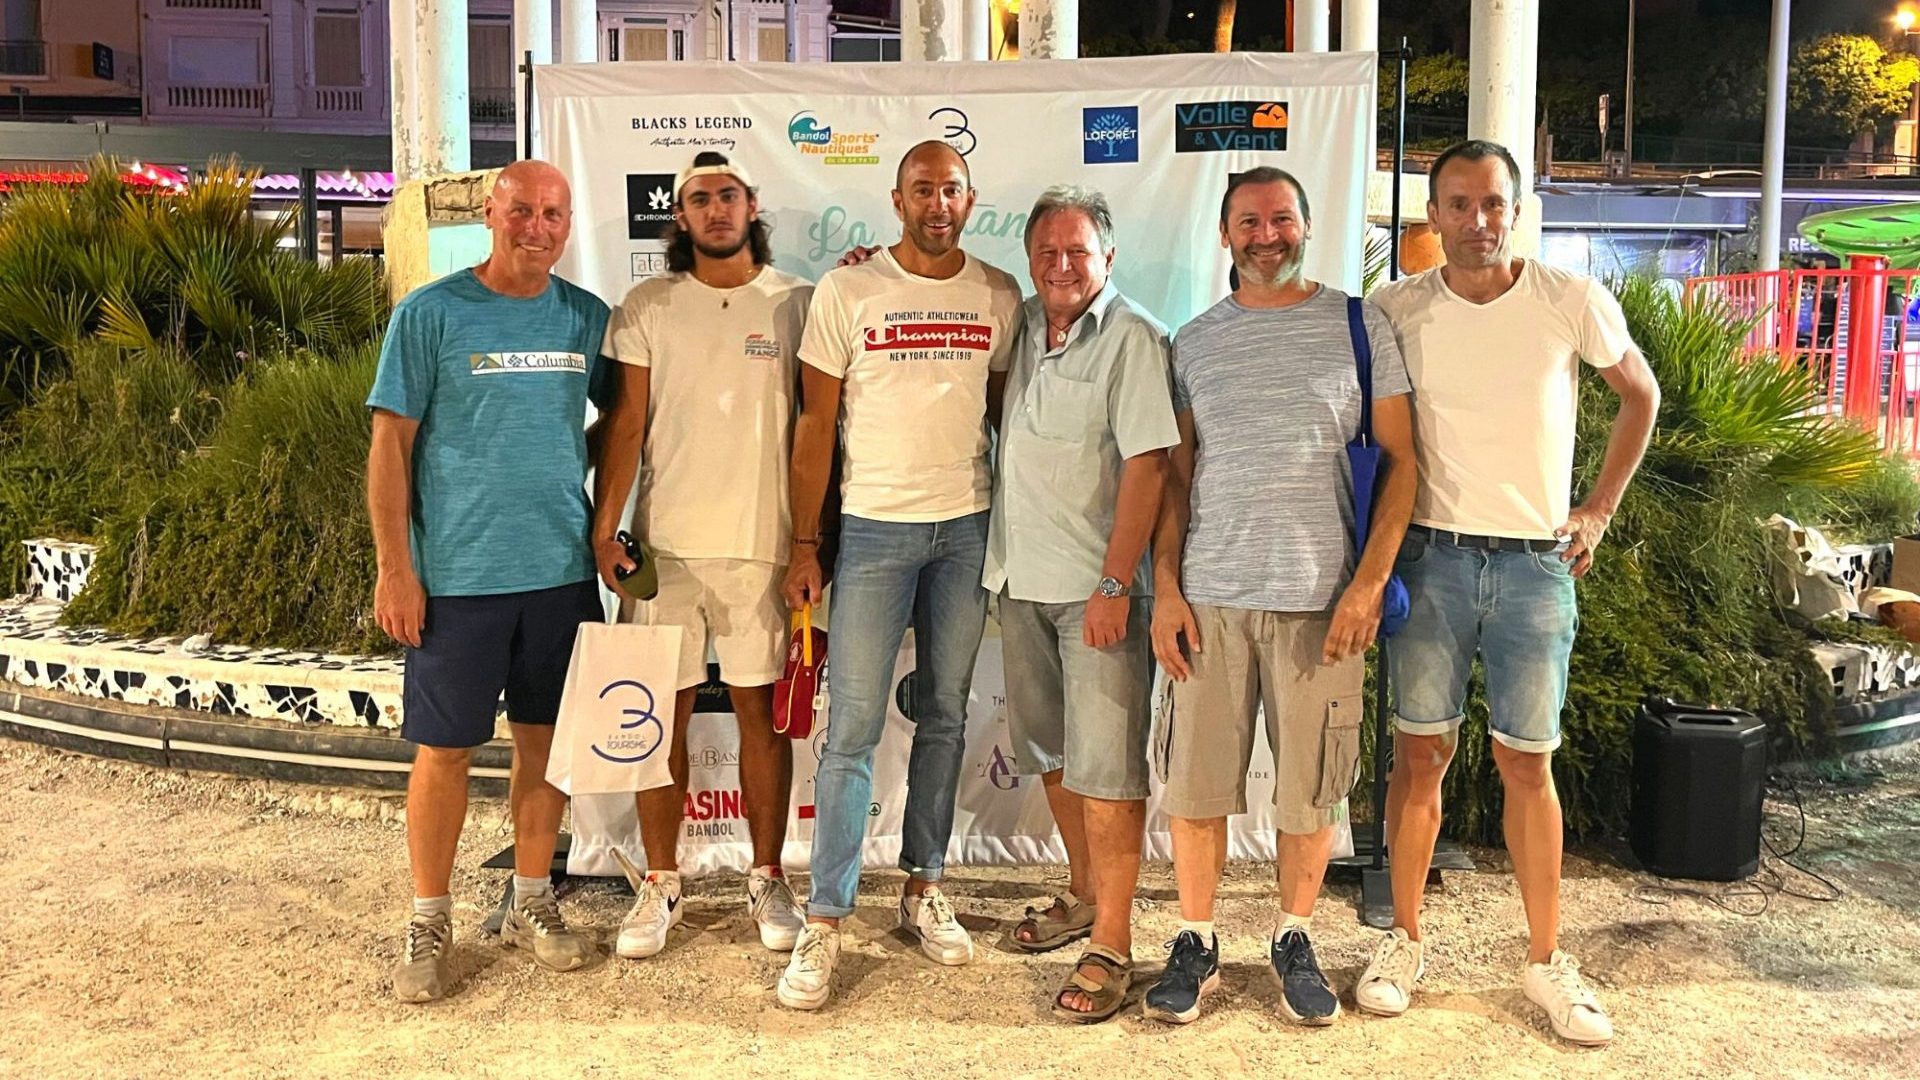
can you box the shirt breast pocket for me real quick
[1027,370,1103,444]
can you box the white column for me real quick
[903,0,960,61]
[1020,0,1077,59]
[1758,0,1790,271]
[389,0,419,182]
[414,0,471,178]
[1341,0,1377,52]
[1468,0,1537,193]
[513,0,553,159]
[960,0,991,60]
[1293,0,1330,53]
[560,0,597,63]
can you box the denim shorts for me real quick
[1388,529,1578,754]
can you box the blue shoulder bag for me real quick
[1345,296,1411,638]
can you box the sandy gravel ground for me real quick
[2,739,1917,1080]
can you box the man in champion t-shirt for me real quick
[776,141,1023,1011]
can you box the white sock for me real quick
[512,875,552,905]
[413,894,452,919]
[1178,919,1215,943]
[646,870,683,895]
[1276,912,1312,940]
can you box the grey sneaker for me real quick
[392,911,452,1003]
[501,892,595,972]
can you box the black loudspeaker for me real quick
[1629,699,1768,882]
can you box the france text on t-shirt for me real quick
[797,248,1024,522]
[366,268,612,597]
[603,267,813,563]
[1371,260,1633,540]
[1171,286,1412,613]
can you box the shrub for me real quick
[67,346,382,652]
[0,343,218,593]
[0,158,387,408]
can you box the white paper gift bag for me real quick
[546,622,683,796]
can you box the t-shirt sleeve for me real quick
[1169,332,1193,415]
[989,278,1025,374]
[1578,279,1633,369]
[366,297,437,419]
[1362,300,1413,400]
[583,302,616,411]
[797,275,854,378]
[604,287,653,369]
[1109,320,1181,459]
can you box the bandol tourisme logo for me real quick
[590,679,666,764]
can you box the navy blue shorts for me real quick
[402,579,606,748]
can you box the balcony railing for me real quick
[162,83,269,115]
[470,86,513,124]
[310,87,366,114]
[0,39,46,77]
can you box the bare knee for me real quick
[1396,732,1456,788]
[1491,741,1552,794]
[413,744,473,773]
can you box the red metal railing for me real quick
[1686,262,1920,454]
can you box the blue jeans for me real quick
[807,511,990,918]
[1389,528,1579,753]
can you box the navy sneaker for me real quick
[1142,930,1221,1024]
[1271,928,1340,1025]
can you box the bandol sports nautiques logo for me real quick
[590,679,666,764]
[788,110,880,166]
[1082,106,1140,164]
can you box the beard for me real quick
[1233,243,1305,287]
[692,232,750,261]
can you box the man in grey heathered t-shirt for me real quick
[1140,167,1418,1028]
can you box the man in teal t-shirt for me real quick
[366,160,612,1003]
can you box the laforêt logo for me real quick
[1082,106,1140,164]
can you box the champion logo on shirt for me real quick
[468,351,588,374]
[862,322,993,354]
[743,333,781,361]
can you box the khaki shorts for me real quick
[620,557,787,691]
[1154,604,1365,834]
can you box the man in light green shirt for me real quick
[987,185,1179,1024]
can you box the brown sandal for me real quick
[1051,943,1134,1024]
[1010,892,1095,953]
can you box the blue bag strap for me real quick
[1347,295,1373,446]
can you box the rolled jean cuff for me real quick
[806,899,856,919]
[1490,728,1562,754]
[897,859,945,881]
[1393,712,1463,737]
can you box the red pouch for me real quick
[774,605,828,739]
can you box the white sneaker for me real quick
[747,869,805,952]
[615,871,683,959]
[1522,949,1614,1046]
[1355,928,1426,1017]
[776,923,840,1010]
[899,885,973,966]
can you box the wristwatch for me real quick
[1096,576,1130,599]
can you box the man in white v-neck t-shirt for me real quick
[776,141,1024,1011]
[594,153,812,966]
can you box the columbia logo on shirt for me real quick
[468,351,588,374]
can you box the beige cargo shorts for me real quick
[1154,604,1365,834]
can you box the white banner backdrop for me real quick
[540,52,1373,877]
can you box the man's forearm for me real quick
[592,409,644,541]
[1101,451,1167,585]
[1584,392,1658,515]
[367,438,415,577]
[1354,450,1416,589]
[1151,471,1190,593]
[789,412,835,542]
